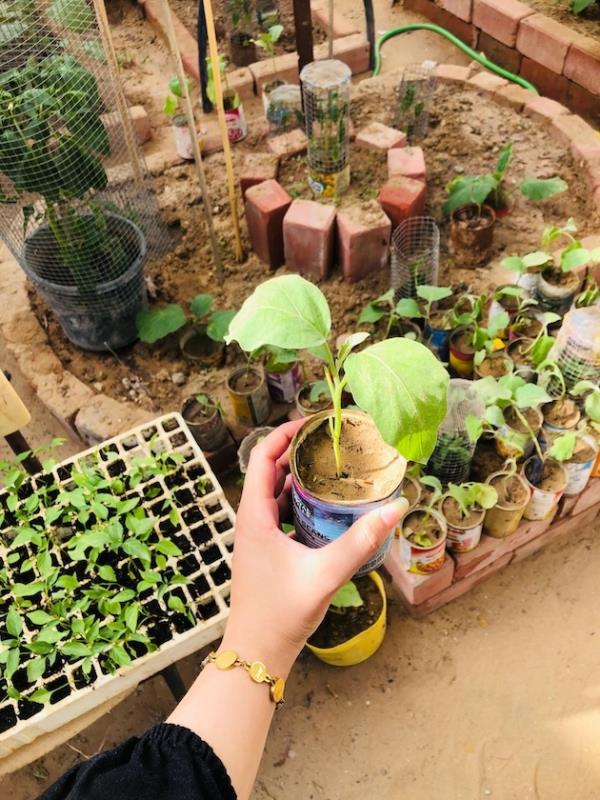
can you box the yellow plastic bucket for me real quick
[306,571,387,667]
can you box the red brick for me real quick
[404,0,476,45]
[267,129,308,158]
[283,200,337,278]
[524,95,571,123]
[356,122,406,152]
[387,146,426,182]
[249,52,299,93]
[384,546,455,606]
[435,63,472,83]
[551,114,600,162]
[517,15,580,75]
[439,0,472,22]
[452,535,505,581]
[499,518,551,551]
[493,84,535,111]
[512,504,598,563]
[467,70,509,93]
[337,202,391,283]
[310,0,358,36]
[477,31,522,75]
[473,0,533,47]
[573,479,600,516]
[245,180,292,269]
[378,177,427,230]
[239,153,279,199]
[331,34,370,75]
[566,80,600,128]
[563,36,600,96]
[520,57,570,103]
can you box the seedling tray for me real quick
[0,414,235,760]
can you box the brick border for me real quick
[404,0,600,125]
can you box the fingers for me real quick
[318,498,409,586]
[276,474,293,519]
[242,418,305,502]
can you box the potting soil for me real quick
[308,575,382,649]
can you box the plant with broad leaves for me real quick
[470,311,511,365]
[547,431,578,463]
[226,275,449,474]
[163,75,192,124]
[575,274,600,308]
[572,381,600,425]
[358,289,422,340]
[205,55,241,111]
[226,0,253,29]
[443,143,567,217]
[570,0,598,14]
[445,482,498,519]
[194,393,225,419]
[329,580,364,613]
[415,284,453,324]
[451,293,486,329]
[136,293,235,345]
[518,312,561,369]
[253,24,284,85]
[407,475,443,546]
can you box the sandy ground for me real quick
[2,1,600,798]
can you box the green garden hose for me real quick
[373,23,538,93]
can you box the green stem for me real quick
[513,406,544,460]
[322,342,346,477]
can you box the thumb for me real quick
[320,497,409,585]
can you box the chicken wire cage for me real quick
[300,59,351,199]
[0,0,171,352]
[390,217,440,298]
[427,379,485,486]
[394,61,438,143]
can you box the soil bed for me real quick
[309,575,382,648]
[525,0,600,37]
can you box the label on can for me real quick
[225,105,247,143]
[174,124,194,160]
[229,383,270,427]
[593,449,600,479]
[308,165,350,199]
[266,363,302,404]
[292,479,396,575]
[399,535,445,574]
[564,457,595,496]
[426,325,450,360]
[524,486,563,520]
[446,521,483,553]
[449,350,473,378]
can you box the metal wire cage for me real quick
[390,216,440,298]
[0,0,170,352]
[300,58,351,199]
[394,61,437,143]
[427,379,485,486]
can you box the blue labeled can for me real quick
[424,323,451,361]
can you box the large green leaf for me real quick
[47,0,94,33]
[207,310,235,342]
[571,0,596,14]
[344,338,449,463]
[189,293,213,319]
[519,177,567,201]
[136,305,187,343]
[55,137,107,197]
[225,275,331,351]
[443,175,497,216]
[330,581,363,609]
[65,110,110,156]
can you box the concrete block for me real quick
[356,122,407,152]
[283,199,337,279]
[245,180,292,269]
[378,177,427,230]
[337,201,391,283]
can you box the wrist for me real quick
[220,622,299,679]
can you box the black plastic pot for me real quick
[22,213,147,352]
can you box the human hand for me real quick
[220,419,408,676]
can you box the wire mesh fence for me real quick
[390,216,440,298]
[0,0,171,351]
[394,61,437,143]
[301,58,351,199]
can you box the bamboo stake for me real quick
[91,0,143,186]
[157,0,225,279]
[328,0,334,58]
[202,0,244,262]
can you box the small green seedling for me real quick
[253,24,284,86]
[308,380,332,404]
[444,143,567,216]
[226,275,449,475]
[206,56,241,110]
[329,581,364,613]
[194,393,224,418]
[358,289,422,339]
[163,75,192,122]
[576,274,600,308]
[548,431,577,463]
[572,381,600,425]
[259,345,300,373]
[471,311,511,365]
[408,475,443,547]
[502,219,600,279]
[519,312,561,369]
[416,285,454,325]
[136,294,235,345]
[570,0,597,14]
[446,482,498,519]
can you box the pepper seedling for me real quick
[519,312,561,368]
[445,482,498,519]
[226,275,449,475]
[163,75,193,124]
[136,294,235,345]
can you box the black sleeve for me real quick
[38,723,236,800]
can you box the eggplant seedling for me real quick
[329,581,364,614]
[136,294,235,345]
[226,275,449,475]
[445,482,498,519]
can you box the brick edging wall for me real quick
[404,0,599,125]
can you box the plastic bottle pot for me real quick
[306,572,387,667]
[440,497,484,554]
[424,321,451,361]
[289,410,406,576]
[22,214,146,352]
[483,471,530,538]
[521,457,568,521]
[181,396,228,452]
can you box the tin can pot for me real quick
[536,270,580,315]
[290,411,406,575]
[562,435,598,496]
[266,362,303,404]
[399,507,447,573]
[181,396,228,452]
[173,120,194,160]
[227,366,271,427]
[424,321,451,361]
[441,497,484,554]
[237,427,275,473]
[306,572,387,667]
[522,457,568,521]
[228,31,256,67]
[508,315,543,342]
[474,353,513,379]
[179,327,224,368]
[507,338,536,382]
[515,270,542,295]
[449,326,475,378]
[495,406,543,460]
[224,92,247,143]
[394,475,421,537]
[483,471,530,538]
[542,398,581,435]
[449,204,495,268]
[295,382,333,417]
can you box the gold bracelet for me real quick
[203,650,285,708]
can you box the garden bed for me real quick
[28,77,598,414]
[524,0,600,38]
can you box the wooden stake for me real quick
[328,0,334,58]
[91,0,144,186]
[202,0,244,262]
[157,0,224,279]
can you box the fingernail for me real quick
[379,498,409,527]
